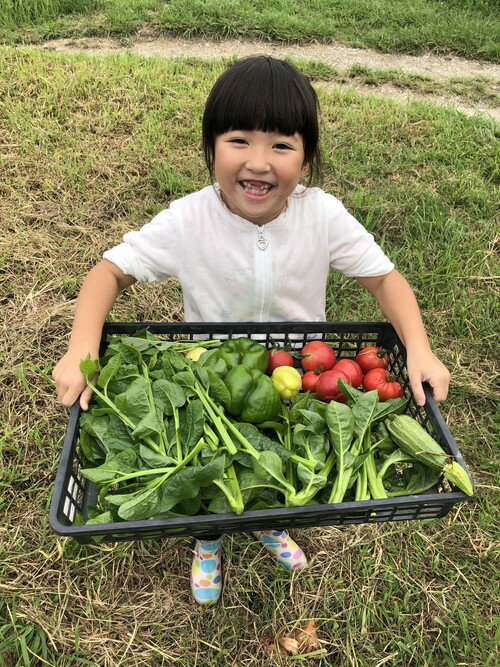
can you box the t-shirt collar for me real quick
[210,182,294,230]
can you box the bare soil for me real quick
[31,34,500,122]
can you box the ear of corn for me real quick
[386,415,473,496]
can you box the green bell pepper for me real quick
[223,365,281,423]
[217,337,269,373]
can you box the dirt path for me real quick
[35,35,500,121]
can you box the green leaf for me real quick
[289,391,313,423]
[81,447,139,484]
[114,376,151,423]
[152,379,186,415]
[252,451,295,495]
[172,370,196,390]
[373,396,408,422]
[324,401,355,458]
[296,409,328,434]
[79,355,99,381]
[352,389,379,439]
[103,416,136,452]
[86,510,114,525]
[206,369,231,410]
[235,423,293,461]
[79,429,106,465]
[178,399,205,452]
[118,455,226,520]
[131,409,163,440]
[337,378,365,403]
[97,353,122,391]
[384,462,441,496]
[207,489,233,514]
[139,445,176,468]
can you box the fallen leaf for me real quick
[278,636,299,655]
[261,619,321,658]
[295,619,320,651]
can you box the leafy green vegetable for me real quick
[77,331,456,524]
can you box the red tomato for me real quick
[334,359,364,388]
[301,341,336,373]
[267,348,294,375]
[301,370,321,392]
[362,368,403,401]
[355,346,389,374]
[315,369,351,403]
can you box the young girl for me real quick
[53,56,450,605]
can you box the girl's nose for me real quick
[245,148,271,173]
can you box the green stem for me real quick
[288,450,336,507]
[328,437,362,504]
[110,437,206,487]
[193,379,238,456]
[173,405,182,462]
[196,381,262,460]
[281,403,294,484]
[365,451,388,499]
[355,465,367,501]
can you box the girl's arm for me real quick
[356,269,450,406]
[52,259,136,409]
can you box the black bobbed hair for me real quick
[202,56,321,185]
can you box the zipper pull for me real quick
[257,226,269,251]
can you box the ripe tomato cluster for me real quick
[266,342,404,403]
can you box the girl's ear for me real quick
[300,162,310,180]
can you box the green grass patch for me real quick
[0,48,498,665]
[294,58,500,108]
[1,0,499,62]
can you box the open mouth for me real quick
[240,180,275,198]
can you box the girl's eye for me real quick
[229,138,247,144]
[274,143,291,150]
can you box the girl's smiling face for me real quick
[214,130,308,225]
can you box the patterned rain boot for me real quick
[253,529,308,570]
[190,536,223,604]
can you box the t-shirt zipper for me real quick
[256,226,270,321]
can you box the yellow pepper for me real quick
[185,346,207,361]
[271,366,302,400]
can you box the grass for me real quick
[1,0,499,62]
[291,59,500,109]
[0,48,499,665]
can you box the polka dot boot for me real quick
[190,537,223,604]
[253,529,308,570]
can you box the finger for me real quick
[428,376,449,402]
[409,375,426,407]
[80,374,98,411]
[56,381,68,404]
[61,386,80,407]
[80,385,94,411]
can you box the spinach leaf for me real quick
[152,379,186,415]
[324,401,354,459]
[117,455,226,520]
[178,399,205,453]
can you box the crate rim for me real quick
[49,483,469,538]
[49,320,474,540]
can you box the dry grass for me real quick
[0,48,498,666]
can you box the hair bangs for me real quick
[210,63,307,138]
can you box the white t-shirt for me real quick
[103,184,394,322]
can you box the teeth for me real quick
[241,181,273,194]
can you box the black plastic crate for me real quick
[49,321,473,544]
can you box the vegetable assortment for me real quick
[78,331,472,526]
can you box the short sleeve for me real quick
[325,193,394,277]
[103,206,183,283]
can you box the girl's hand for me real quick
[52,348,97,410]
[406,347,450,407]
